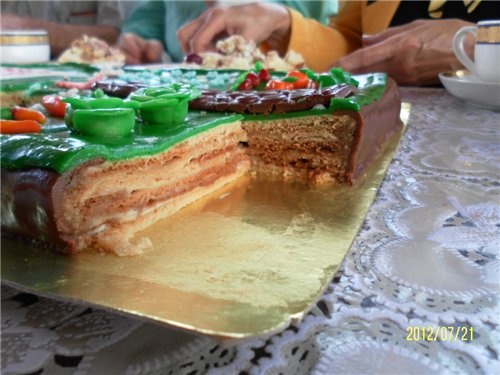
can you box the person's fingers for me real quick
[145,40,164,62]
[336,38,400,72]
[339,49,457,86]
[125,54,141,65]
[362,20,426,46]
[118,33,143,64]
[118,33,163,64]
[400,55,461,85]
[119,33,142,52]
[177,15,205,53]
[189,8,229,53]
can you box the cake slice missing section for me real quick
[226,78,402,184]
[242,113,359,183]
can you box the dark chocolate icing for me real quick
[187,84,357,114]
[347,78,402,183]
[1,168,70,253]
[93,80,146,98]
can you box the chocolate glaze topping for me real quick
[1,168,70,253]
[93,80,146,98]
[190,84,358,114]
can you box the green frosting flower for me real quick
[129,83,201,126]
[63,89,139,137]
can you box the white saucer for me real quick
[439,70,500,111]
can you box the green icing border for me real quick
[1,112,242,173]
[1,62,99,74]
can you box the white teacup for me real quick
[453,20,500,82]
[0,30,50,64]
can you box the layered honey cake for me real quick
[1,112,247,256]
[1,68,402,256]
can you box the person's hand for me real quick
[117,33,164,65]
[334,19,475,86]
[177,3,291,56]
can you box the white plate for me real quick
[439,70,500,111]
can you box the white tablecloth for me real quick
[2,87,499,375]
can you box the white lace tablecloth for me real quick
[2,88,499,375]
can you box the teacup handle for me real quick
[453,26,477,75]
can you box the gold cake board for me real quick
[1,105,410,340]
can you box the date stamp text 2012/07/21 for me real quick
[406,326,474,342]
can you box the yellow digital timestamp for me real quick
[406,326,474,341]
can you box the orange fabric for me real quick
[285,0,401,71]
[362,0,400,35]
